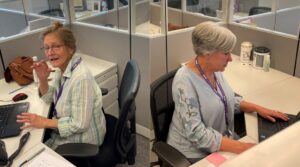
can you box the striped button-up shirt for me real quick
[42,54,106,150]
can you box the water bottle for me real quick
[263,54,270,72]
[32,56,39,85]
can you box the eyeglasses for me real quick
[41,44,65,52]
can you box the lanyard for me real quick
[53,57,82,117]
[194,57,229,128]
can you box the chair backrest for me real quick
[115,59,140,162]
[150,69,178,142]
[249,7,271,16]
[39,9,64,17]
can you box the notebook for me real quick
[257,111,300,142]
[0,102,29,138]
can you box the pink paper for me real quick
[206,152,226,166]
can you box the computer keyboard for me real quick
[0,103,29,138]
[258,111,300,142]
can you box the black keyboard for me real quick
[0,103,29,138]
[258,112,300,142]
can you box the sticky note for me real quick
[206,152,226,166]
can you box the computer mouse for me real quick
[0,140,7,166]
[12,93,28,102]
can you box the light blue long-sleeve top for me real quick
[41,54,106,150]
[167,65,242,159]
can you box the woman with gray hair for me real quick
[167,21,288,163]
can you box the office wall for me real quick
[275,6,300,36]
[78,0,150,30]
[71,22,129,78]
[228,23,298,75]
[0,9,38,37]
[234,6,300,36]
[182,12,219,27]
[149,35,166,82]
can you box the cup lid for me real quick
[254,46,270,53]
[241,41,252,47]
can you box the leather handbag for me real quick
[6,56,34,85]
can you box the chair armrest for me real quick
[55,143,98,158]
[101,88,108,96]
[152,141,191,167]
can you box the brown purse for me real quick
[6,56,34,85]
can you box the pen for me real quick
[8,85,28,94]
[19,147,45,167]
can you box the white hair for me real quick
[192,21,237,56]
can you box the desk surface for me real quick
[191,56,300,166]
[0,53,116,166]
[221,121,300,167]
[224,55,291,97]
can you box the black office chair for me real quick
[150,69,191,167]
[249,7,271,16]
[39,9,64,18]
[55,59,141,167]
[107,0,128,10]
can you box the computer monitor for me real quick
[74,0,84,11]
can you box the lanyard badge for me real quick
[53,57,82,117]
[195,57,230,131]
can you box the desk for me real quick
[190,56,300,166]
[243,76,300,142]
[224,55,291,97]
[221,121,300,167]
[0,53,117,166]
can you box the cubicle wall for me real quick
[78,0,150,30]
[167,28,194,71]
[0,9,40,38]
[228,23,298,75]
[234,6,300,36]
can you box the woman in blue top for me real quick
[167,21,289,163]
[17,22,106,150]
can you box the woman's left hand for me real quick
[257,106,289,122]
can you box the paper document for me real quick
[25,151,75,167]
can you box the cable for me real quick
[0,49,5,71]
[6,132,30,167]
[0,99,12,102]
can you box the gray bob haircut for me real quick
[192,21,237,56]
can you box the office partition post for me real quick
[182,0,186,12]
[160,0,167,35]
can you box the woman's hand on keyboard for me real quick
[16,113,58,129]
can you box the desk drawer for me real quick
[97,74,118,92]
[103,87,118,108]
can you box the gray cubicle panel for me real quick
[71,22,129,76]
[182,12,219,27]
[167,28,194,71]
[0,9,40,38]
[150,3,218,28]
[79,0,149,30]
[234,6,300,37]
[150,4,191,28]
[228,24,298,75]
[149,35,167,82]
